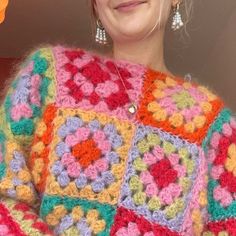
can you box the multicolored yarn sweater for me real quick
[0,44,236,236]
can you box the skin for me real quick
[93,0,181,77]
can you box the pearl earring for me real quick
[95,19,108,45]
[171,3,184,31]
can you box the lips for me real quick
[114,0,147,10]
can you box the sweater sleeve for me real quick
[202,108,236,235]
[0,46,55,205]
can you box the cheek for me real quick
[94,0,110,16]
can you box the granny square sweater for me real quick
[0,45,236,236]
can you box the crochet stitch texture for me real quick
[0,45,236,235]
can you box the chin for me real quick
[110,20,153,42]
[119,28,147,40]
[109,8,155,37]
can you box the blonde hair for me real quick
[181,0,194,38]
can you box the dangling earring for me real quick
[171,2,184,31]
[95,19,108,45]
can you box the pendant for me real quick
[128,103,137,114]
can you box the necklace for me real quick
[113,62,168,114]
[113,64,138,114]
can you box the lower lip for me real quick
[115,2,146,12]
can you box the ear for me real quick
[171,0,182,7]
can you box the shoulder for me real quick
[49,44,97,61]
[1,44,63,136]
[142,70,225,145]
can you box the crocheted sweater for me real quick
[0,45,236,236]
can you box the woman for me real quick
[0,0,235,235]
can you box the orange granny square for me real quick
[136,69,224,144]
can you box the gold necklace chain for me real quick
[114,63,166,114]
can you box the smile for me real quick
[114,1,147,12]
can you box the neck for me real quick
[111,29,174,77]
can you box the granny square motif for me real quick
[136,69,224,144]
[0,47,55,205]
[54,46,145,121]
[119,124,204,232]
[203,217,236,235]
[110,206,180,236]
[203,109,236,220]
[0,198,53,235]
[41,195,116,236]
[44,106,135,205]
